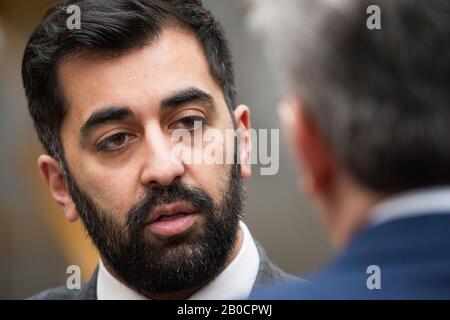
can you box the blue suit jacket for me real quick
[253,213,450,299]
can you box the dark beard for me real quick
[64,163,245,299]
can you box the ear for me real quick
[233,104,252,179]
[280,98,335,194]
[37,155,79,223]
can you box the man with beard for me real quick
[22,0,297,300]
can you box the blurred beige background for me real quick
[0,0,330,299]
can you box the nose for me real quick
[139,125,185,188]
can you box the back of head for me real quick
[251,0,450,194]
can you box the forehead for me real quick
[57,26,227,128]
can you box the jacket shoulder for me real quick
[28,267,99,300]
[253,241,303,288]
[28,286,82,300]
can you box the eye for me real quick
[96,132,135,152]
[170,116,207,131]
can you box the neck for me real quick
[321,174,385,249]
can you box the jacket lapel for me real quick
[77,266,99,300]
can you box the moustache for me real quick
[125,181,215,232]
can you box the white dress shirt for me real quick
[368,186,450,227]
[96,221,260,300]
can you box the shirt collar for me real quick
[368,186,450,227]
[96,221,260,300]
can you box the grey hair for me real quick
[249,0,450,192]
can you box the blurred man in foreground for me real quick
[249,0,450,299]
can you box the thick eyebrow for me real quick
[79,106,133,146]
[78,88,214,147]
[160,87,215,110]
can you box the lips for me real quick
[145,202,197,236]
[147,202,195,223]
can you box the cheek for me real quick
[186,126,235,203]
[186,162,230,204]
[74,159,142,222]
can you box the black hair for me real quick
[22,0,236,162]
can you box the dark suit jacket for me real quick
[30,242,299,300]
[253,213,450,299]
